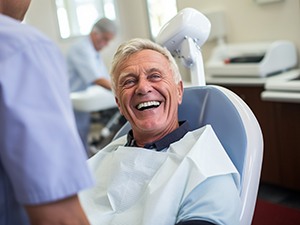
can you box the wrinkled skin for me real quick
[114,49,183,146]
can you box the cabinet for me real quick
[215,84,300,191]
[273,102,300,190]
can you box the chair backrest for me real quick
[113,85,263,225]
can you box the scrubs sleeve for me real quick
[176,174,241,225]
[0,41,94,205]
[68,42,109,85]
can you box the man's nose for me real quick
[135,77,152,95]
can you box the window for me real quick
[55,0,116,39]
[146,0,177,39]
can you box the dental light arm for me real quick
[156,8,211,86]
[180,37,206,86]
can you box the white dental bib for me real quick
[80,125,239,225]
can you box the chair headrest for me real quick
[178,86,247,176]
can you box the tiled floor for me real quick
[258,182,300,209]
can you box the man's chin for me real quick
[135,122,164,133]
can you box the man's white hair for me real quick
[110,38,182,94]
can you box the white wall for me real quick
[25,0,300,69]
[25,0,151,71]
[177,0,300,65]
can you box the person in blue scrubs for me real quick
[66,18,117,152]
[0,0,94,224]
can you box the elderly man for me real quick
[67,17,117,152]
[80,38,241,225]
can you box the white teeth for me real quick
[137,101,160,110]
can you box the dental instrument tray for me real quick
[205,40,297,77]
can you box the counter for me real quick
[261,69,300,103]
[206,73,300,191]
[207,69,300,103]
[206,76,267,86]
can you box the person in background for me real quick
[66,18,117,153]
[79,38,241,225]
[0,0,94,224]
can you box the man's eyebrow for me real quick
[118,72,136,82]
[146,68,161,74]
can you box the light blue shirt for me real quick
[176,174,241,224]
[0,14,94,224]
[66,36,110,92]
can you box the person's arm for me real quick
[25,195,90,225]
[94,77,111,90]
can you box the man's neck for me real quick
[126,121,191,151]
[134,123,179,147]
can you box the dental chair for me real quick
[113,8,263,225]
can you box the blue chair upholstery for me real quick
[178,86,247,178]
[113,85,263,225]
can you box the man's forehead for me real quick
[114,49,170,79]
[120,50,166,67]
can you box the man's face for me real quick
[1,0,31,21]
[91,31,114,51]
[115,49,183,142]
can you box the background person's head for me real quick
[110,38,183,145]
[0,0,31,21]
[90,17,117,51]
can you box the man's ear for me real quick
[115,97,123,115]
[177,80,184,105]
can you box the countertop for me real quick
[206,76,267,86]
[203,69,300,103]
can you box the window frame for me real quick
[55,0,117,39]
[145,0,178,40]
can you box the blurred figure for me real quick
[66,17,117,153]
[0,0,93,224]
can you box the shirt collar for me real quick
[125,121,191,151]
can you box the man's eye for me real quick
[122,79,136,87]
[149,73,161,80]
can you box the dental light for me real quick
[156,8,211,86]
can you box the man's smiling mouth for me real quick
[136,101,161,111]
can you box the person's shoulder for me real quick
[0,15,55,60]
[67,36,92,54]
